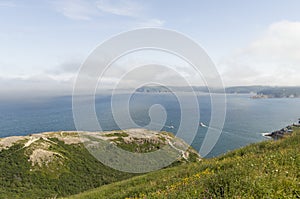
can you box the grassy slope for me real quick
[67,127,300,199]
[0,138,136,199]
[0,130,199,198]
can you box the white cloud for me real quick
[52,0,166,30]
[220,21,300,86]
[53,0,99,20]
[96,0,142,17]
[53,0,143,20]
[243,21,300,64]
[137,18,165,27]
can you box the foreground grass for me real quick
[67,127,300,199]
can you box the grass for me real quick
[66,127,300,199]
[0,138,136,199]
[0,130,199,198]
[115,138,164,153]
[104,132,129,137]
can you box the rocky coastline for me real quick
[263,119,300,139]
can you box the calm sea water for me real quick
[0,93,299,157]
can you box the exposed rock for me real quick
[0,129,201,168]
[264,125,294,140]
[29,149,63,167]
[0,136,25,150]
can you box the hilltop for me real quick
[0,129,200,198]
[67,127,300,199]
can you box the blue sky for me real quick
[1,0,300,97]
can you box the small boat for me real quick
[199,122,205,127]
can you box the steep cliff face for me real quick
[0,129,200,198]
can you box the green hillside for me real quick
[67,127,300,199]
[0,129,199,198]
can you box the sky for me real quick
[1,0,300,98]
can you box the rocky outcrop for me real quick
[0,129,200,167]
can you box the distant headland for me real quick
[135,85,300,99]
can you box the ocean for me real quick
[0,93,300,157]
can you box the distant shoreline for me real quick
[135,85,300,99]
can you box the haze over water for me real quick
[0,93,300,157]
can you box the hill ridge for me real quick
[0,129,200,198]
[66,126,300,199]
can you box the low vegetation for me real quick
[0,129,199,198]
[67,127,300,199]
[0,137,135,198]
